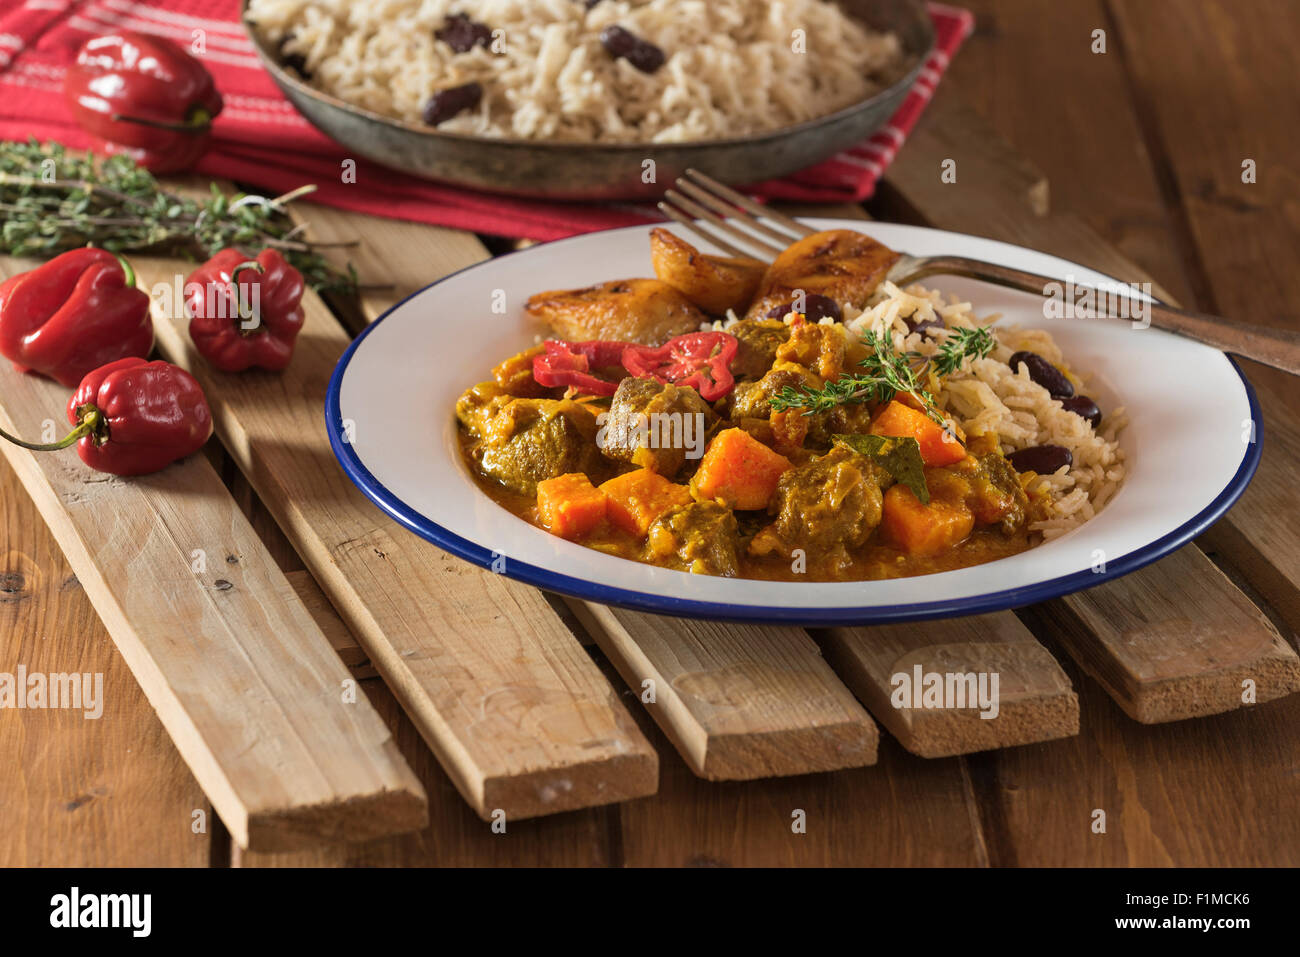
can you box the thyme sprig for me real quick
[769,324,996,426]
[0,139,357,294]
[932,325,996,376]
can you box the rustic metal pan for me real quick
[239,0,935,201]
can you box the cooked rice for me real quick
[245,0,904,143]
[710,282,1128,541]
[843,283,1128,540]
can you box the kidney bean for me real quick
[1008,350,1074,399]
[276,35,312,79]
[600,25,665,73]
[905,315,945,336]
[1059,395,1102,429]
[422,82,483,126]
[1008,444,1073,475]
[281,51,310,77]
[436,13,493,53]
[766,293,841,323]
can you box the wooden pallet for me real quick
[3,91,1298,848]
[0,260,427,853]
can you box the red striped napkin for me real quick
[0,0,973,240]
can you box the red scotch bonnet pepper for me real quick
[64,32,223,173]
[0,357,213,477]
[185,249,306,372]
[0,247,153,387]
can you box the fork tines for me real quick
[657,169,815,262]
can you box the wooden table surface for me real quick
[3,0,1298,866]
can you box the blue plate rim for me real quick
[324,231,1263,626]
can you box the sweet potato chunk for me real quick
[537,473,608,540]
[691,428,793,510]
[870,400,966,467]
[881,484,975,556]
[600,469,694,538]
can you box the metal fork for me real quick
[660,169,1300,376]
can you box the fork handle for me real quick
[903,256,1300,376]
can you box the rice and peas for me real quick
[245,0,905,142]
[713,284,1129,541]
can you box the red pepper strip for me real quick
[185,248,306,372]
[532,339,626,396]
[63,32,223,173]
[0,248,153,388]
[621,331,739,401]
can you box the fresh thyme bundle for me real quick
[0,140,356,294]
[771,325,996,426]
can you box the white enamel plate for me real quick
[326,220,1261,625]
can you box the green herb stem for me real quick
[770,324,996,428]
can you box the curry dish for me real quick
[455,228,1118,582]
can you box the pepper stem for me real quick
[229,260,265,331]
[108,107,212,134]
[110,251,137,289]
[0,409,101,452]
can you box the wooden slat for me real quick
[0,268,427,850]
[221,457,387,680]
[822,613,1079,757]
[0,457,213,866]
[132,234,657,821]
[962,648,1300,866]
[284,569,376,679]
[235,672,618,867]
[568,601,878,779]
[300,204,889,779]
[878,94,1298,721]
[215,448,377,678]
[223,425,615,864]
[1200,504,1300,646]
[1020,545,1299,722]
[1106,0,1300,645]
[871,0,1300,865]
[300,205,489,330]
[610,652,989,866]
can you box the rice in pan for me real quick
[245,0,905,143]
